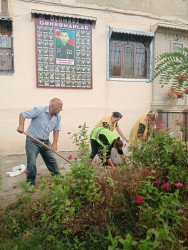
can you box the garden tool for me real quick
[23,131,71,163]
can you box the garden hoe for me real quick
[23,131,71,164]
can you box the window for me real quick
[173,43,183,52]
[108,29,153,80]
[0,19,13,72]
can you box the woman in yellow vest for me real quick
[95,112,129,143]
[90,127,128,171]
[129,110,158,148]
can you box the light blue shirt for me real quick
[22,106,61,140]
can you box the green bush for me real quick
[0,123,187,249]
[128,122,188,186]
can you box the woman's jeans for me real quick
[25,136,60,185]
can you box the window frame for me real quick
[106,27,154,82]
[0,18,14,74]
[172,42,183,52]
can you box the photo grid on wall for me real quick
[35,15,92,89]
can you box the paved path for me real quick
[0,152,76,211]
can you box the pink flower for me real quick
[36,173,40,176]
[93,160,98,163]
[136,197,144,203]
[147,173,152,176]
[159,121,165,124]
[142,169,148,172]
[153,145,158,148]
[177,75,183,80]
[162,205,166,209]
[163,183,170,189]
[177,93,184,98]
[177,209,184,214]
[149,121,155,125]
[175,182,183,187]
[150,165,155,169]
[74,157,78,160]
[156,125,163,130]
[67,155,72,160]
[144,118,149,121]
[161,130,166,134]
[153,180,159,184]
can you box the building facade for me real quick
[0,0,188,154]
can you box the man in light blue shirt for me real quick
[17,98,63,186]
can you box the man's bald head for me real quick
[49,98,63,115]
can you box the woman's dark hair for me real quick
[114,138,123,149]
[112,112,123,119]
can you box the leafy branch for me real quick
[153,47,188,90]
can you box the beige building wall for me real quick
[77,0,188,20]
[0,0,188,155]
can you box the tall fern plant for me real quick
[153,47,188,90]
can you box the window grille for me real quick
[0,20,13,72]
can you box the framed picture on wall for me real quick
[35,15,92,89]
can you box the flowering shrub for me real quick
[0,123,187,249]
[127,121,188,248]
[165,87,184,99]
[177,75,187,88]
[129,121,188,185]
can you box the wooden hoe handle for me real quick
[23,131,71,163]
